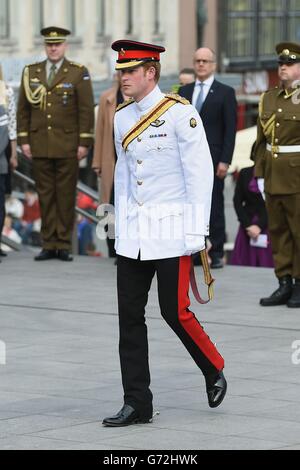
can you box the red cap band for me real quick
[118,49,160,61]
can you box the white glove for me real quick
[183,234,205,256]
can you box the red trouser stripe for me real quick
[178,256,224,371]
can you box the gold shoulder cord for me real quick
[258,92,276,152]
[23,67,47,110]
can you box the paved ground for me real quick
[0,252,300,450]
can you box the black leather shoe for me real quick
[102,404,152,427]
[0,249,7,257]
[206,371,227,408]
[287,280,300,308]
[260,275,293,306]
[57,250,73,262]
[34,249,57,261]
[210,257,224,269]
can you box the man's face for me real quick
[120,65,155,101]
[179,72,195,86]
[193,48,216,82]
[278,62,300,86]
[45,42,67,63]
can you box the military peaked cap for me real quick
[276,42,300,64]
[111,39,165,70]
[41,26,71,44]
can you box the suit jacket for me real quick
[17,58,94,158]
[179,80,237,167]
[233,166,268,231]
[92,85,118,204]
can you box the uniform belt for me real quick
[266,144,300,153]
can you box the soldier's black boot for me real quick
[260,275,293,307]
[287,279,300,308]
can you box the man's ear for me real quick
[146,66,156,79]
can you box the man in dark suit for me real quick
[179,48,237,268]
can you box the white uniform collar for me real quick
[135,85,163,113]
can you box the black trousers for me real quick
[117,255,225,417]
[209,176,226,259]
[0,175,6,237]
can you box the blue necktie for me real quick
[195,82,205,114]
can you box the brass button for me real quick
[278,108,282,112]
[276,123,280,127]
[47,103,52,107]
[137,180,143,186]
[275,138,279,143]
[137,160,143,164]
[137,137,142,142]
[48,126,52,130]
[48,91,51,96]
[47,114,52,119]
[273,153,278,158]
[293,116,297,120]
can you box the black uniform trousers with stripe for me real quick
[117,254,224,418]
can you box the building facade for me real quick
[200,0,300,127]
[0,0,197,83]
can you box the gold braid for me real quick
[23,67,47,110]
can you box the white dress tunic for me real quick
[114,85,214,261]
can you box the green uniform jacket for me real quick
[17,58,94,158]
[254,86,300,195]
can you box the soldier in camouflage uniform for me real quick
[255,42,300,308]
[17,26,94,261]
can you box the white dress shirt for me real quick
[192,75,215,109]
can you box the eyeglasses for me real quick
[194,59,215,64]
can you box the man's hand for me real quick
[246,225,261,240]
[10,140,18,169]
[216,162,229,179]
[93,167,101,177]
[10,154,18,170]
[21,144,32,160]
[77,146,89,161]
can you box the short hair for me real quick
[142,61,161,83]
[194,47,216,62]
[179,68,195,75]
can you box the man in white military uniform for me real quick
[103,40,227,427]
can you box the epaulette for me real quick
[116,99,134,112]
[267,86,278,92]
[165,93,190,105]
[69,61,84,68]
[26,61,43,68]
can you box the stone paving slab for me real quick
[0,252,300,450]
